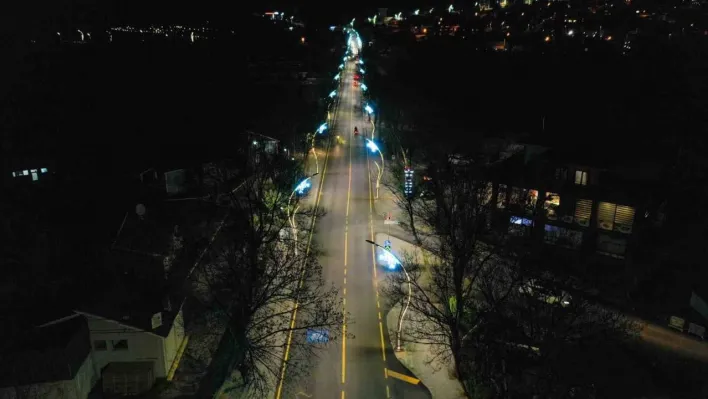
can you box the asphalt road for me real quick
[276,61,431,399]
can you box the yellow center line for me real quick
[275,83,338,399]
[342,63,355,389]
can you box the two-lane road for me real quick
[277,59,430,399]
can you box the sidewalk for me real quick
[386,304,467,399]
[375,233,465,399]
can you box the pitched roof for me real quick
[77,275,184,338]
[0,314,91,387]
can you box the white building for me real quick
[0,315,99,399]
[77,301,186,381]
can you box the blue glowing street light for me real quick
[338,63,344,70]
[286,173,319,257]
[364,104,374,115]
[365,239,411,351]
[334,73,340,80]
[294,179,312,195]
[288,173,319,225]
[360,83,368,91]
[317,123,328,134]
[359,68,365,74]
[329,90,337,98]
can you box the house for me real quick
[77,286,187,383]
[76,234,190,388]
[488,141,666,277]
[0,314,99,399]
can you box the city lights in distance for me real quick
[365,104,374,114]
[318,123,328,134]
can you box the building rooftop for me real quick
[78,272,183,338]
[0,314,90,387]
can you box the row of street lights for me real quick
[286,25,412,353]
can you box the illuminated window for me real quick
[597,202,635,233]
[31,169,38,181]
[526,190,538,214]
[497,184,508,209]
[481,182,493,205]
[40,168,48,173]
[509,216,533,236]
[574,199,592,227]
[575,170,588,186]
[544,192,560,219]
[510,187,525,206]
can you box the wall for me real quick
[84,315,167,378]
[0,352,98,399]
[162,308,187,375]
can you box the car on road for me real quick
[518,279,572,307]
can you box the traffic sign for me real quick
[404,167,414,197]
[384,240,392,251]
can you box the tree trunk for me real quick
[451,332,472,398]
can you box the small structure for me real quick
[0,314,99,399]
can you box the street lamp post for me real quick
[366,139,384,199]
[311,123,328,174]
[365,239,412,352]
[364,104,375,140]
[287,173,319,255]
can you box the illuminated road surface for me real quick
[277,60,431,399]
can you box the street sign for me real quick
[404,168,414,197]
[384,240,392,251]
[306,329,329,343]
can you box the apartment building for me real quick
[489,143,666,276]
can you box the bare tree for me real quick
[384,148,524,398]
[187,149,344,397]
[465,268,640,399]
[384,150,638,398]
